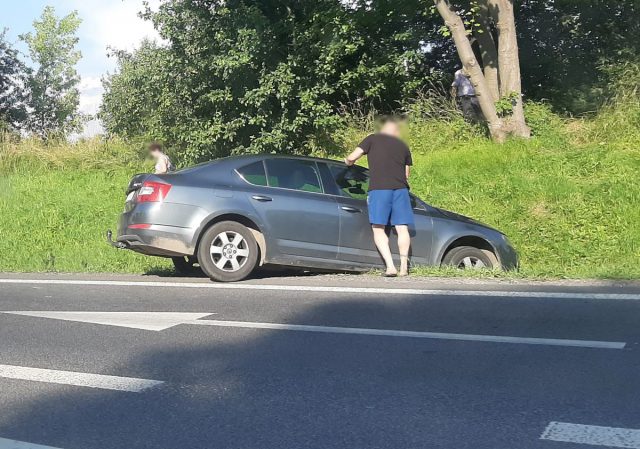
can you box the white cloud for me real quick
[63,0,162,138]
[78,75,103,116]
[69,0,161,57]
[78,76,103,92]
[74,75,104,139]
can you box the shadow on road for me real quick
[1,295,638,449]
[143,264,355,280]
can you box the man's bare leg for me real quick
[395,225,411,276]
[372,225,397,275]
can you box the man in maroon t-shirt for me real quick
[344,118,413,276]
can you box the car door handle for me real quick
[252,195,273,202]
[341,206,361,213]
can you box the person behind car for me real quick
[451,67,483,122]
[344,118,413,277]
[149,142,174,174]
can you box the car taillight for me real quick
[137,181,172,203]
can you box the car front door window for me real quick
[329,166,369,200]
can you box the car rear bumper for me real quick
[114,201,205,257]
[113,225,195,257]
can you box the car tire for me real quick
[442,246,497,270]
[197,221,259,282]
[171,256,200,275]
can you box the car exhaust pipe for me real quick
[106,230,128,249]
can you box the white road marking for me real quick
[1,278,639,301]
[1,311,625,349]
[3,311,213,331]
[191,319,625,349]
[0,364,163,392]
[541,421,640,448]
[0,437,63,449]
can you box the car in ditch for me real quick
[107,155,518,282]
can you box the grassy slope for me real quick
[0,139,172,273]
[0,103,638,278]
[337,103,640,279]
[409,137,639,278]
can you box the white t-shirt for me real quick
[452,69,476,96]
[154,154,174,174]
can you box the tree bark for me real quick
[474,0,499,102]
[489,0,530,137]
[433,0,506,142]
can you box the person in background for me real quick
[344,118,413,277]
[149,142,174,174]
[451,67,483,122]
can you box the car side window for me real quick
[237,161,268,186]
[265,159,323,193]
[329,165,369,200]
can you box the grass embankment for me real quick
[335,100,639,279]
[0,138,171,273]
[0,97,638,278]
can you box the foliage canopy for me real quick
[101,0,640,161]
[101,0,443,162]
[20,6,82,137]
[0,30,27,132]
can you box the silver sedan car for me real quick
[108,155,517,281]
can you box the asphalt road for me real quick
[1,273,640,449]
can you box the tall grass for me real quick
[581,62,640,150]
[0,135,144,174]
[0,136,168,273]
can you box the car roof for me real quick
[188,153,347,171]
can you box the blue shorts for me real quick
[367,188,414,226]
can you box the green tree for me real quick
[0,29,27,131]
[21,6,82,137]
[101,0,445,163]
[516,0,640,114]
[434,0,530,142]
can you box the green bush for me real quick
[523,102,566,140]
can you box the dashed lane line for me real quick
[0,437,64,449]
[541,421,640,448]
[0,364,164,392]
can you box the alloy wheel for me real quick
[210,231,250,272]
[457,256,486,269]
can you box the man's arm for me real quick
[345,147,365,166]
[405,165,411,180]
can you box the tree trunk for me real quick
[433,0,506,142]
[489,0,530,137]
[474,1,500,102]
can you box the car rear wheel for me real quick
[442,246,497,270]
[197,221,259,282]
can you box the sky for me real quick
[2,0,161,137]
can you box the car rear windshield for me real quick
[265,159,322,193]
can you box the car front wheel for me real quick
[442,246,497,270]
[197,221,259,282]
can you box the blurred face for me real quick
[149,148,161,160]
[380,121,400,137]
